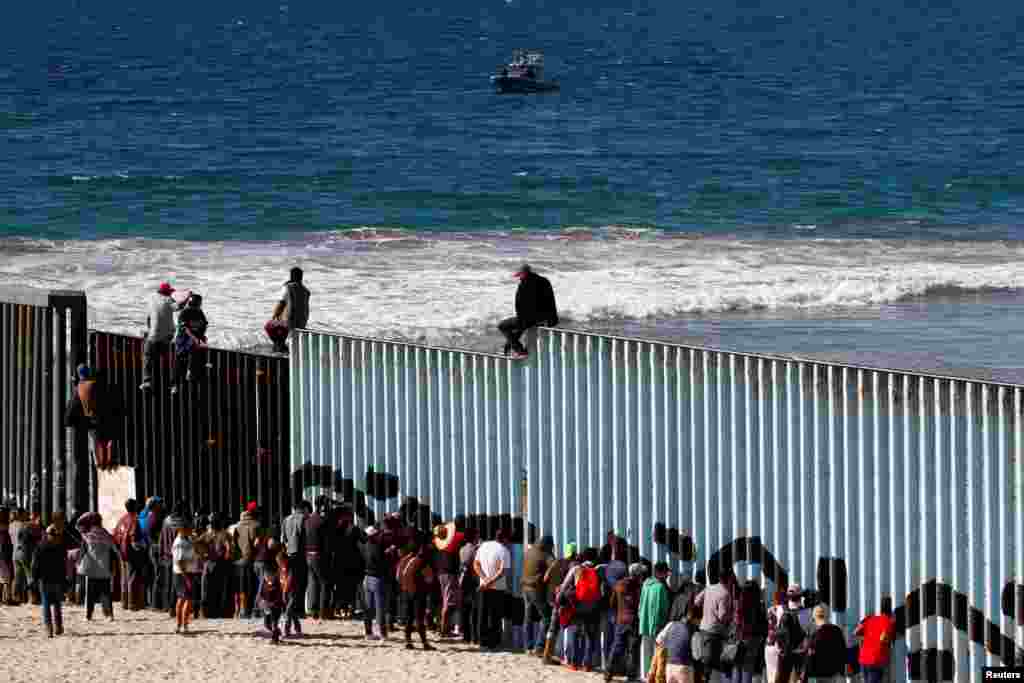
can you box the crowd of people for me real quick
[0,498,897,683]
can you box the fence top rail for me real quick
[89,329,287,361]
[295,327,514,361]
[0,285,86,309]
[543,326,1024,390]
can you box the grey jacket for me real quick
[78,532,116,579]
[281,510,306,556]
[147,293,177,342]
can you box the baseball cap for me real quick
[514,263,532,277]
[158,282,175,295]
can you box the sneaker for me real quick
[366,633,382,641]
[510,351,529,360]
[186,370,193,382]
[405,642,415,650]
[421,643,436,652]
[139,381,152,392]
[170,385,179,395]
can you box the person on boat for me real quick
[498,263,558,358]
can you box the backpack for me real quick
[776,609,807,657]
[575,565,601,603]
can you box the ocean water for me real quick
[3,1,1024,379]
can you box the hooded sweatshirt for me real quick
[77,525,116,579]
[234,511,260,562]
[639,576,671,637]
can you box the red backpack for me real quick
[575,565,601,603]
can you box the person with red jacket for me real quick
[854,597,896,683]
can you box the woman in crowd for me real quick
[77,512,117,621]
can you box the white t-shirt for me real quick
[172,536,195,575]
[475,540,512,591]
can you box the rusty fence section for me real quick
[89,331,291,523]
[0,287,88,519]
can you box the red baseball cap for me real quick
[158,282,175,295]
[245,501,258,513]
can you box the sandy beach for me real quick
[0,604,592,683]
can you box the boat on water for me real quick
[491,49,559,93]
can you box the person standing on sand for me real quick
[268,266,310,353]
[76,512,117,622]
[398,541,437,651]
[140,282,187,391]
[172,522,196,634]
[259,569,285,644]
[31,525,67,637]
[278,551,303,638]
[474,528,513,649]
[497,263,558,359]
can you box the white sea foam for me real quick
[0,232,1021,351]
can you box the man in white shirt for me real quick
[473,528,512,649]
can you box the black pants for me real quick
[306,555,329,617]
[287,554,307,617]
[332,570,361,613]
[173,347,207,386]
[85,577,113,619]
[202,560,232,618]
[461,585,478,643]
[498,317,531,355]
[403,593,429,644]
[478,589,506,648]
[142,338,171,385]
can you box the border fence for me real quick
[291,326,1024,681]
[2,282,1021,681]
[0,287,87,519]
[89,331,292,523]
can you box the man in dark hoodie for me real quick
[330,504,365,619]
[269,266,311,353]
[159,501,190,616]
[32,525,68,637]
[304,497,330,621]
[497,263,558,358]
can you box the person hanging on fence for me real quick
[170,293,209,396]
[64,364,118,470]
[497,263,559,359]
[266,266,310,354]
[140,282,188,392]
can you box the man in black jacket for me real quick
[498,264,559,358]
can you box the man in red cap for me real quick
[139,282,187,391]
[497,264,559,359]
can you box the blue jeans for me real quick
[523,589,551,650]
[566,604,601,667]
[607,623,638,677]
[363,576,389,636]
[40,583,64,627]
[863,666,885,683]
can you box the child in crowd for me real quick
[259,571,284,644]
[279,551,302,638]
[172,523,195,634]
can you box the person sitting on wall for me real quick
[267,266,310,354]
[64,364,118,471]
[497,263,559,359]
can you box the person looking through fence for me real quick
[140,282,187,392]
[497,263,558,359]
[267,266,310,354]
[853,597,895,683]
